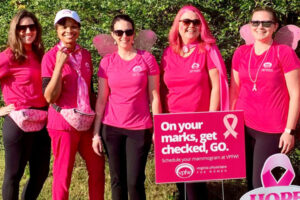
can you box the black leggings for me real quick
[245,126,281,190]
[176,182,207,200]
[2,116,51,200]
[101,124,152,200]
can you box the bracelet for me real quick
[92,135,101,141]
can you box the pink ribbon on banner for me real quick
[261,153,295,188]
[223,114,238,139]
[58,42,93,113]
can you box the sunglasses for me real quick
[250,21,275,28]
[179,19,201,26]
[17,24,36,32]
[113,29,134,37]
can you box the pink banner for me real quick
[154,111,246,183]
[240,153,299,200]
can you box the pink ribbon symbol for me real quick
[223,114,238,139]
[261,153,295,188]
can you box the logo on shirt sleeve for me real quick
[262,62,273,72]
[189,63,201,73]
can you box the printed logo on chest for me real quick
[189,63,201,73]
[132,65,143,76]
[261,62,273,72]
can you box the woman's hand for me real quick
[0,104,15,117]
[279,69,299,154]
[92,135,104,156]
[279,131,295,154]
[55,49,69,69]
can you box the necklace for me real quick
[182,43,197,53]
[248,43,272,92]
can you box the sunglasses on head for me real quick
[113,29,134,37]
[17,24,36,32]
[179,19,201,26]
[250,20,275,28]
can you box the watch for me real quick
[284,128,297,135]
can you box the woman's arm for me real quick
[44,50,68,103]
[208,68,220,111]
[279,69,300,154]
[229,69,240,110]
[92,77,109,156]
[148,74,162,115]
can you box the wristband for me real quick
[92,135,101,141]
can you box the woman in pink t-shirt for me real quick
[0,10,50,200]
[161,5,226,200]
[42,9,104,200]
[230,7,300,189]
[92,14,161,200]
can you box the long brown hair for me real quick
[8,10,44,63]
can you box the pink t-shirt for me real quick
[232,42,300,133]
[0,48,46,109]
[161,46,216,113]
[42,44,93,131]
[98,50,159,130]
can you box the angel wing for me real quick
[93,30,157,57]
[240,24,254,45]
[93,34,117,57]
[274,25,300,50]
[240,24,300,50]
[134,30,157,52]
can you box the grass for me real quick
[0,133,299,200]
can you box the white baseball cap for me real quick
[54,9,81,25]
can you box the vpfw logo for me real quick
[190,63,200,73]
[175,163,194,178]
[132,66,142,72]
[263,62,272,68]
[191,63,200,69]
[262,62,273,72]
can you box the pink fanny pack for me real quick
[9,109,47,132]
[52,104,95,132]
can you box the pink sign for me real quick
[154,111,246,183]
[240,153,300,200]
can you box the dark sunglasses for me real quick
[113,29,134,37]
[250,20,275,28]
[17,24,36,32]
[179,19,201,26]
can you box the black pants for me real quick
[2,116,51,200]
[245,126,281,190]
[101,124,152,200]
[176,182,207,200]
